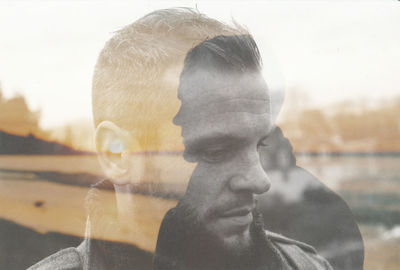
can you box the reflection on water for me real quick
[382,225,400,240]
[0,154,399,269]
[0,155,103,175]
[0,175,176,252]
[297,155,400,190]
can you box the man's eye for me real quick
[257,137,270,148]
[200,148,226,163]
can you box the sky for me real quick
[0,1,399,129]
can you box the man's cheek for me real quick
[184,166,210,197]
[193,161,215,178]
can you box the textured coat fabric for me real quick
[265,231,333,270]
[28,229,332,270]
[27,245,83,270]
[28,184,334,270]
[153,207,333,270]
[28,239,150,270]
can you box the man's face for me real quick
[176,68,272,254]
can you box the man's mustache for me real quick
[205,193,257,218]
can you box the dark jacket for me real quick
[153,207,332,270]
[29,228,332,270]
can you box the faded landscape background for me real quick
[0,87,398,269]
[0,1,399,270]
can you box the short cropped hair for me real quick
[182,34,261,76]
[174,34,266,127]
[92,8,247,139]
[177,34,262,98]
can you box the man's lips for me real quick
[205,202,256,233]
[214,204,255,231]
[219,204,255,218]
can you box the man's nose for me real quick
[229,163,271,194]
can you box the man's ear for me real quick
[94,121,133,184]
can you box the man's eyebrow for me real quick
[185,134,244,153]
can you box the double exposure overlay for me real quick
[0,2,399,270]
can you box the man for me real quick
[153,34,332,270]
[30,8,340,269]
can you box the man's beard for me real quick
[154,201,272,270]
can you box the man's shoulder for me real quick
[266,230,317,253]
[27,247,83,270]
[265,230,333,270]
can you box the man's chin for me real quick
[208,222,253,257]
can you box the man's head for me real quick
[92,8,245,183]
[92,8,272,255]
[174,35,272,256]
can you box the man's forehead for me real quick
[177,69,269,104]
[174,68,270,128]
